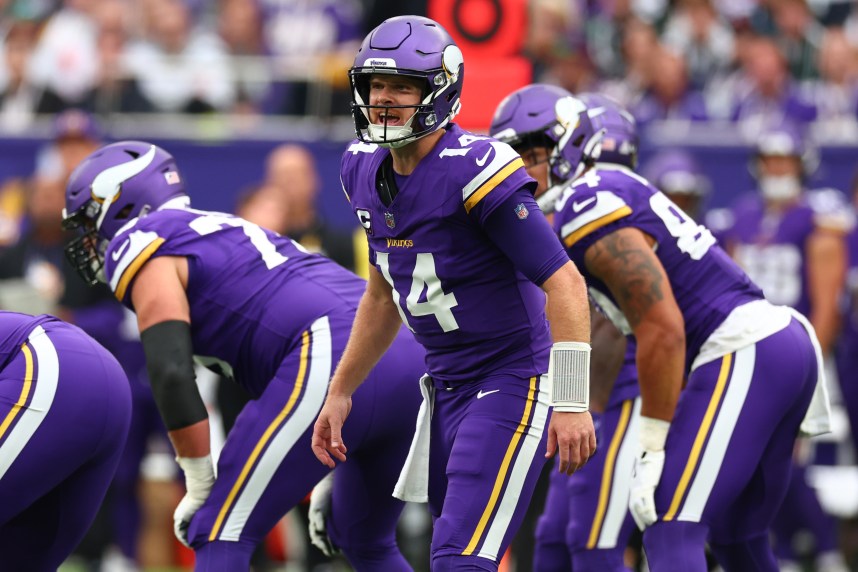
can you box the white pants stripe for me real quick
[477,375,550,561]
[678,345,756,522]
[218,317,332,541]
[597,397,641,548]
[0,326,59,480]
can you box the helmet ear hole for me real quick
[572,134,585,147]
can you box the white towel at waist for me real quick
[789,309,833,438]
[393,374,434,503]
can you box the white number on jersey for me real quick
[575,169,602,189]
[376,252,460,332]
[188,213,296,269]
[734,243,802,306]
[650,192,715,260]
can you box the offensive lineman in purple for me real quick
[0,311,131,570]
[62,141,425,571]
[491,87,641,571]
[497,84,826,571]
[312,16,596,571]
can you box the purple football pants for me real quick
[189,316,424,571]
[534,398,640,572]
[643,319,817,572]
[0,321,131,571]
[428,373,551,571]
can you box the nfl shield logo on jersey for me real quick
[384,212,396,229]
[515,203,529,220]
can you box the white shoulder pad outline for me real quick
[559,190,632,248]
[461,141,525,213]
[108,229,165,300]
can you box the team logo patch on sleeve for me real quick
[515,203,529,220]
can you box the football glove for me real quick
[629,449,665,530]
[174,455,216,548]
[629,416,670,530]
[308,472,340,557]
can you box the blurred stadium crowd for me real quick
[1,0,858,571]
[0,0,854,127]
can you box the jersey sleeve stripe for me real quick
[114,238,166,301]
[562,206,632,247]
[464,158,526,214]
[462,143,522,201]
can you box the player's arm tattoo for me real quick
[584,228,666,329]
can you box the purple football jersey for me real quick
[842,226,858,351]
[0,312,59,368]
[553,164,764,370]
[608,338,639,408]
[103,207,367,397]
[724,190,853,317]
[340,124,552,383]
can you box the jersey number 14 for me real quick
[376,252,460,333]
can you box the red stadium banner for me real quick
[455,55,532,132]
[429,0,526,57]
[429,0,531,131]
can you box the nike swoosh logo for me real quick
[475,148,492,167]
[112,239,130,261]
[477,389,500,399]
[572,197,596,213]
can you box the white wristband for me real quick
[639,416,671,452]
[548,341,591,413]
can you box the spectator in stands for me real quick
[808,27,858,128]
[661,0,736,90]
[630,47,709,125]
[258,0,363,115]
[770,0,825,81]
[125,0,236,113]
[599,16,660,108]
[264,144,359,271]
[585,0,637,80]
[0,19,40,131]
[526,0,596,94]
[217,0,269,114]
[84,0,151,114]
[730,36,817,132]
[27,0,100,112]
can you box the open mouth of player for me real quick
[378,111,403,126]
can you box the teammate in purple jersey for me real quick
[61,140,426,571]
[0,311,131,571]
[492,87,641,571]
[837,179,858,466]
[494,84,832,572]
[310,15,596,571]
[719,123,852,571]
